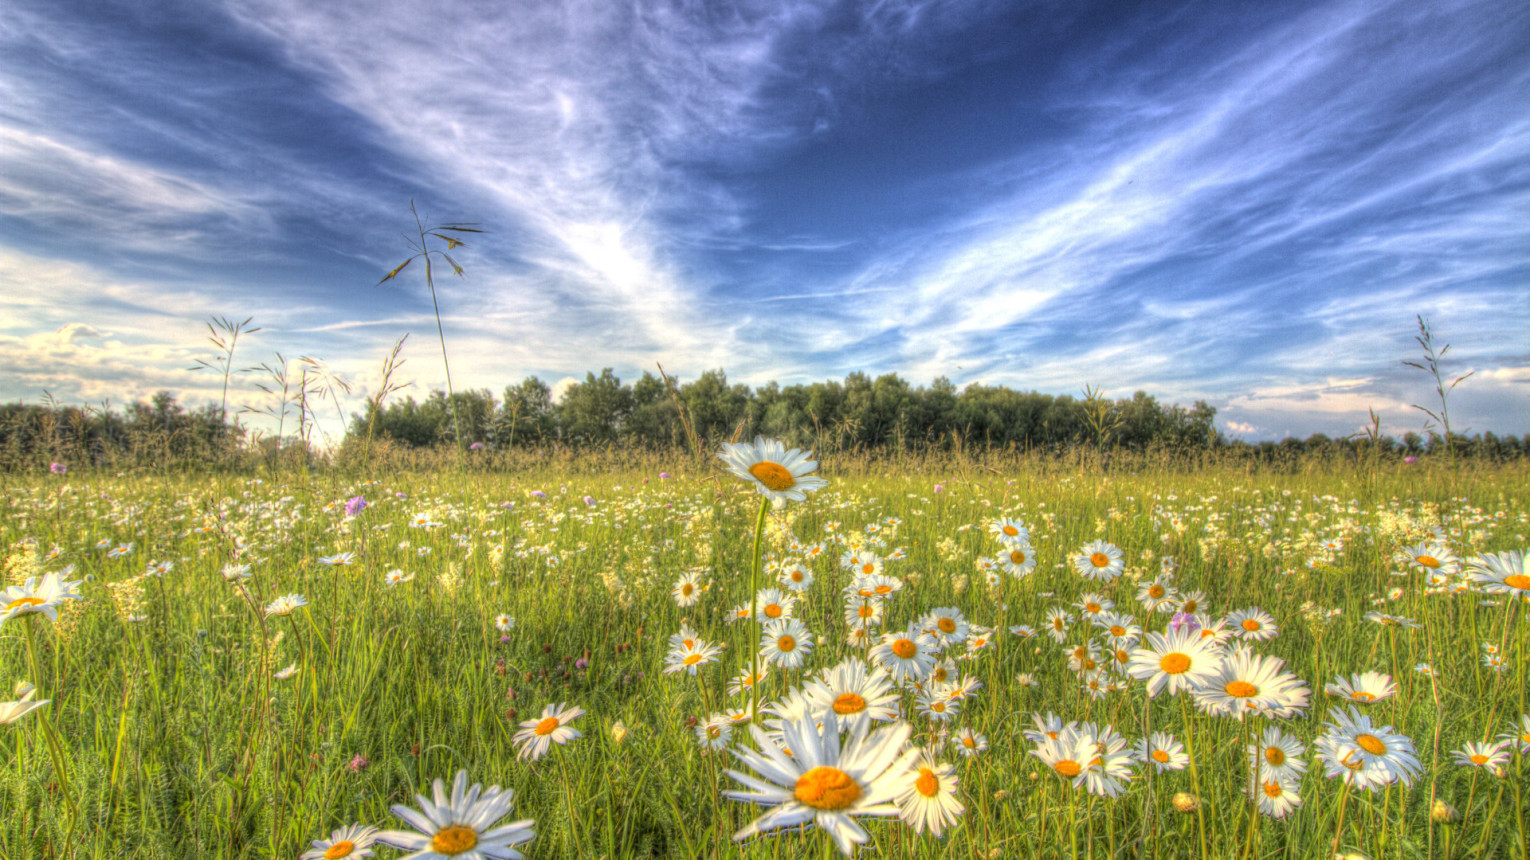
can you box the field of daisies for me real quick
[3,442,1528,859]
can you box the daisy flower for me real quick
[494,614,515,633]
[512,703,584,762]
[869,625,939,685]
[953,727,988,757]
[1250,774,1302,819]
[1126,627,1225,698]
[671,571,703,607]
[318,552,357,566]
[301,824,379,860]
[1398,542,1459,575]
[1135,732,1188,772]
[997,542,1038,578]
[761,618,814,670]
[1075,593,1114,618]
[719,436,828,508]
[779,564,814,592]
[1094,612,1142,645]
[1045,607,1071,643]
[724,710,912,857]
[698,715,734,751]
[1451,740,1510,774]
[1,570,84,626]
[843,599,884,630]
[894,748,964,838]
[264,593,308,618]
[377,770,535,859]
[385,569,413,586]
[914,687,960,722]
[0,682,49,725]
[1247,726,1307,783]
[665,638,724,675]
[804,658,901,722]
[1468,550,1530,596]
[1316,706,1422,790]
[1194,648,1308,720]
[988,517,1030,545]
[1023,712,1076,744]
[1498,714,1530,754]
[1225,607,1279,641]
[754,588,795,622]
[274,664,299,680]
[728,668,768,697]
[922,607,969,645]
[1324,671,1398,705]
[1137,579,1178,611]
[1073,540,1125,582]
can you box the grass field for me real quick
[2,450,1527,859]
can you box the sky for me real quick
[1,0,1527,445]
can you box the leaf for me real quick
[442,252,464,276]
[377,258,413,285]
[430,232,464,249]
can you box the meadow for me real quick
[2,448,1527,859]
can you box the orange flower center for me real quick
[915,767,940,798]
[534,716,561,736]
[1086,603,1102,614]
[1470,754,1488,765]
[937,618,957,634]
[1183,600,1198,612]
[1002,525,1020,536]
[777,635,797,652]
[681,583,694,595]
[1416,555,1440,568]
[764,604,783,619]
[683,653,704,665]
[1351,692,1375,702]
[1241,619,1261,631]
[1226,681,1259,698]
[1148,585,1165,598]
[1054,759,1082,778]
[748,462,796,491]
[858,605,875,618]
[1160,653,1192,674]
[833,693,866,714]
[1265,747,1286,766]
[794,766,862,810]
[891,639,917,659]
[324,842,355,859]
[874,584,892,594]
[962,736,976,748]
[1110,626,1127,637]
[1152,750,1170,763]
[1010,550,1027,564]
[1263,781,1282,798]
[431,825,479,855]
[1090,553,1110,568]
[4,596,44,611]
[1355,734,1386,756]
[1504,574,1530,590]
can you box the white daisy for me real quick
[512,702,584,762]
[719,436,829,508]
[377,769,535,859]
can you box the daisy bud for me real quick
[1172,792,1201,814]
[1430,798,1461,823]
[611,721,628,745]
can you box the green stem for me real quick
[22,617,80,833]
[748,497,769,723]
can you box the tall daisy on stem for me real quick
[6,570,85,833]
[720,436,827,721]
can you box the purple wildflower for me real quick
[1170,612,1200,632]
[1403,456,1418,464]
[530,490,547,499]
[933,484,945,494]
[49,462,66,475]
[575,657,589,670]
[344,496,368,517]
[469,441,486,451]
[347,754,369,773]
[658,472,671,480]
[582,496,596,507]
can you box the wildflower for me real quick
[922,607,969,645]
[1248,726,1307,783]
[1250,775,1302,819]
[300,824,379,860]
[0,682,49,725]
[513,702,584,762]
[779,564,814,592]
[1469,550,1530,596]
[1498,714,1530,753]
[348,754,370,773]
[611,721,629,745]
[318,552,357,566]
[49,462,67,475]
[894,748,964,837]
[724,710,912,857]
[988,517,1030,545]
[1127,626,1225,698]
[1431,798,1461,823]
[804,658,901,722]
[664,638,723,676]
[385,569,413,586]
[719,436,828,508]
[672,571,703,607]
[869,625,939,685]
[1325,672,1397,705]
[495,614,515,633]
[997,541,1037,577]
[1316,706,1422,790]
[761,618,814,670]
[1073,540,1125,582]
[697,715,733,751]
[1135,732,1189,772]
[275,664,299,680]
[1225,607,1279,641]
[1398,542,1457,574]
[1,569,84,626]
[377,770,535,859]
[222,563,253,582]
[344,496,369,517]
[1451,741,1510,774]
[265,594,308,618]
[1195,648,1309,719]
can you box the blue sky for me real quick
[2,0,1526,444]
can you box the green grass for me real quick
[1,457,1526,859]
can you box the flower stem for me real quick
[22,617,80,833]
[748,496,769,723]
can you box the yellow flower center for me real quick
[4,596,44,611]
[1160,653,1192,675]
[1263,781,1282,798]
[1090,553,1110,568]
[962,736,976,748]
[764,604,783,619]
[937,618,957,634]
[1148,585,1165,598]
[683,653,704,665]
[1351,692,1375,702]
[874,584,892,594]
[791,571,803,581]
[794,766,861,810]
[1470,754,1488,765]
[1010,550,1027,564]
[431,825,479,855]
[682,638,696,649]
[1265,747,1285,766]
[1110,625,1126,637]
[832,693,866,714]
[858,605,875,618]
[1355,733,1386,756]
[748,461,796,492]
[1416,555,1440,568]
[1054,759,1082,778]
[1183,600,1198,612]
[777,635,796,652]
[1002,525,1019,536]
[707,725,721,739]
[1152,750,1170,763]
[915,767,940,798]
[1504,574,1530,590]
[932,666,948,682]
[324,842,355,859]
[681,583,694,596]
[534,716,561,736]
[1226,681,1259,698]
[891,639,917,659]
[1241,619,1261,632]
[864,564,877,576]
